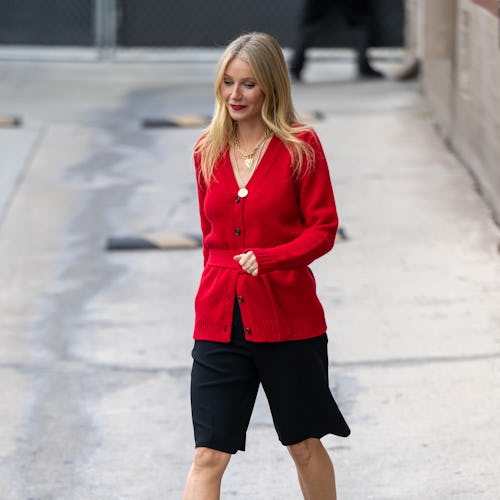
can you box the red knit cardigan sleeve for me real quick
[251,130,338,273]
[194,146,211,267]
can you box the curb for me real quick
[337,226,348,241]
[0,116,22,127]
[141,111,324,129]
[142,115,211,128]
[106,226,347,251]
[106,233,202,251]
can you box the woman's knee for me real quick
[287,438,321,467]
[192,447,231,474]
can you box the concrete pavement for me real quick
[0,51,499,499]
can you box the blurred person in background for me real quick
[183,32,350,500]
[290,0,384,81]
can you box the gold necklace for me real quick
[232,141,265,198]
[233,131,270,169]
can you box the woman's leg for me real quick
[183,447,231,500]
[287,438,336,500]
[186,304,259,498]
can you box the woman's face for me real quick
[220,57,265,126]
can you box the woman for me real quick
[183,32,350,500]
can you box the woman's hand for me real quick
[234,251,259,276]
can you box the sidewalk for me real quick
[0,53,499,499]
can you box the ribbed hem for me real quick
[251,248,278,274]
[194,319,232,343]
[194,318,327,343]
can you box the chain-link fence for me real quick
[0,0,403,48]
[0,0,93,45]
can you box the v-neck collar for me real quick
[225,134,279,196]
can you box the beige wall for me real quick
[453,1,500,220]
[410,0,500,222]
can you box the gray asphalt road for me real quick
[1,52,499,499]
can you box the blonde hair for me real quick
[195,32,314,184]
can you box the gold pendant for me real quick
[238,187,248,198]
[244,158,253,169]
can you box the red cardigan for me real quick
[193,129,338,343]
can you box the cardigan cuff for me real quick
[252,248,281,274]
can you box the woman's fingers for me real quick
[233,251,258,275]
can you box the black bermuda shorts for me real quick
[190,302,350,454]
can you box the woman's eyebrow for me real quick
[223,73,255,82]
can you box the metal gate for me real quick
[0,0,93,45]
[118,0,404,48]
[0,0,404,48]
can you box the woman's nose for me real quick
[230,84,241,99]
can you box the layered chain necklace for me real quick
[233,130,271,169]
[232,134,268,198]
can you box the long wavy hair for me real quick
[195,32,315,184]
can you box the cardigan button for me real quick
[245,327,251,334]
[237,295,244,303]
[234,228,241,236]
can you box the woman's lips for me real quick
[230,104,246,111]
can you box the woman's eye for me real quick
[223,80,233,86]
[244,83,255,89]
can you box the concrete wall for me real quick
[412,0,500,222]
[452,1,500,222]
[422,0,457,134]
